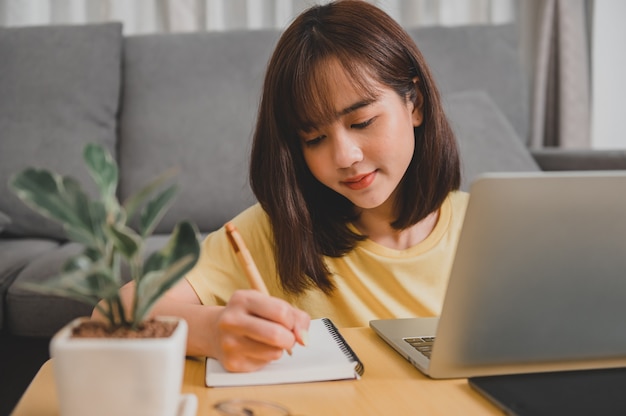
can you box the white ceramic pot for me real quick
[50,316,188,416]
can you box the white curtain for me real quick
[529,0,592,149]
[0,0,515,34]
[590,0,626,149]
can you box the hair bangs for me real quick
[289,54,381,137]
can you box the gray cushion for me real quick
[408,24,529,144]
[0,23,122,239]
[0,211,9,233]
[119,30,279,234]
[445,91,540,190]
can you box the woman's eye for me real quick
[351,118,375,129]
[304,135,325,147]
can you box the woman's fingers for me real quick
[292,308,311,346]
[233,290,311,346]
[218,330,286,372]
[214,290,311,372]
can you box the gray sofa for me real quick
[1,21,625,341]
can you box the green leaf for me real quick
[10,169,80,226]
[140,185,178,237]
[61,176,93,228]
[63,248,103,273]
[18,282,101,307]
[83,143,118,203]
[133,221,200,324]
[63,253,94,273]
[83,271,121,301]
[17,267,119,307]
[123,167,178,221]
[87,200,108,243]
[105,223,141,260]
[10,169,99,246]
[134,255,196,324]
[142,221,200,275]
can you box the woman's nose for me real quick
[333,132,363,168]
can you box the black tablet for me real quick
[469,368,626,416]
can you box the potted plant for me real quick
[10,143,201,416]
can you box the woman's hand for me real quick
[209,289,310,372]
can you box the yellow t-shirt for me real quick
[185,191,469,328]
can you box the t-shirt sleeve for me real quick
[184,204,281,305]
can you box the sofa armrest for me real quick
[530,149,626,171]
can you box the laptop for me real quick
[370,171,626,379]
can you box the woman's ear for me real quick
[411,77,424,127]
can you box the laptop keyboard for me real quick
[404,336,435,358]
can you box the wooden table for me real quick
[12,327,500,415]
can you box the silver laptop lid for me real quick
[428,171,626,378]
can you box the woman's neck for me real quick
[353,208,440,251]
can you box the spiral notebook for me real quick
[205,318,364,387]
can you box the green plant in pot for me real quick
[9,143,201,416]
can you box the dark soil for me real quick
[71,319,178,339]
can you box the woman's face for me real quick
[299,62,423,213]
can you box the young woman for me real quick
[105,0,467,372]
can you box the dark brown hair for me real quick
[250,0,460,295]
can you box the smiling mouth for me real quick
[342,171,376,190]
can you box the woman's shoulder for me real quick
[447,190,470,225]
[229,203,273,242]
[233,203,268,223]
[448,189,470,208]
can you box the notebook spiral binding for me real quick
[322,317,365,376]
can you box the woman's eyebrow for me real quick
[336,99,374,118]
[302,99,375,133]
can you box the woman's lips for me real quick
[342,171,376,190]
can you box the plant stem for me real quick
[113,297,129,327]
[102,299,117,327]
[129,252,144,327]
